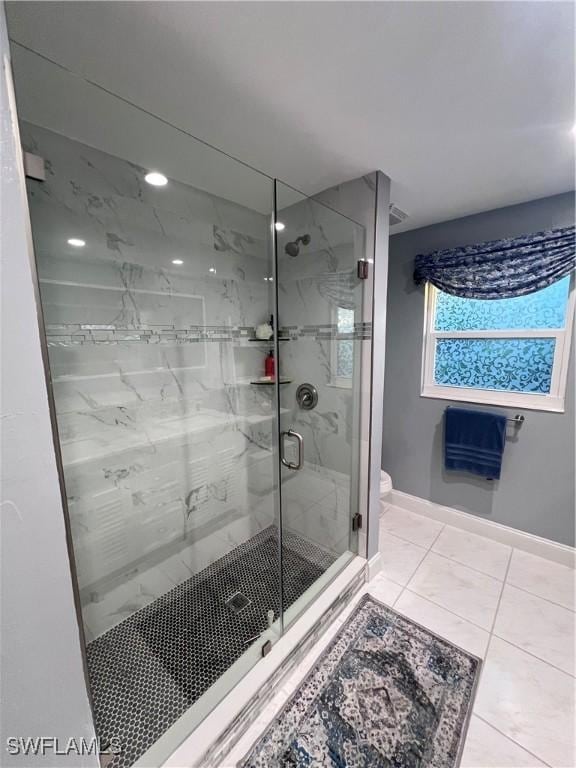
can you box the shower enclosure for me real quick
[12,42,368,768]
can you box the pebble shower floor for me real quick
[85,527,336,768]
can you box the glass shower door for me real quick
[274,182,366,626]
[11,28,367,767]
[13,44,284,767]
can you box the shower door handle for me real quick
[281,429,304,471]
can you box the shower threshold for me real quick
[86,526,337,768]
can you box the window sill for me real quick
[327,380,352,390]
[420,385,565,413]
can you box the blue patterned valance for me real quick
[413,225,575,299]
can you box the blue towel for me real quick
[444,407,506,480]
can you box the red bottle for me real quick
[265,350,275,379]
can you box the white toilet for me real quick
[380,469,393,510]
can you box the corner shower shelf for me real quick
[249,378,292,385]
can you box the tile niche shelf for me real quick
[250,377,292,385]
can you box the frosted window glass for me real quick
[435,276,570,331]
[336,307,354,379]
[434,338,555,393]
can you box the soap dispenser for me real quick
[265,350,275,379]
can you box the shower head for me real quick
[284,241,300,258]
[284,234,311,257]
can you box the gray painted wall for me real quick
[382,192,575,547]
[0,5,98,763]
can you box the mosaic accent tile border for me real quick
[45,323,256,346]
[45,322,373,346]
[239,594,481,768]
[279,323,372,341]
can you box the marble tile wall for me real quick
[22,122,279,634]
[311,172,387,562]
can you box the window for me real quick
[421,275,575,412]
[331,306,354,388]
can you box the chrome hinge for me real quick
[351,513,362,532]
[357,260,369,279]
[23,151,46,182]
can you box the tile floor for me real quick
[221,502,575,768]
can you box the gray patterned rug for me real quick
[239,594,481,768]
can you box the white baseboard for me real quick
[366,552,382,581]
[389,490,575,569]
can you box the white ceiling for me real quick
[6,1,575,233]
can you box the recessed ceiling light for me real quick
[572,124,576,136]
[274,222,285,231]
[172,259,184,265]
[209,267,216,273]
[67,238,85,247]
[145,171,168,187]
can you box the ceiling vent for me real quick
[389,203,408,227]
